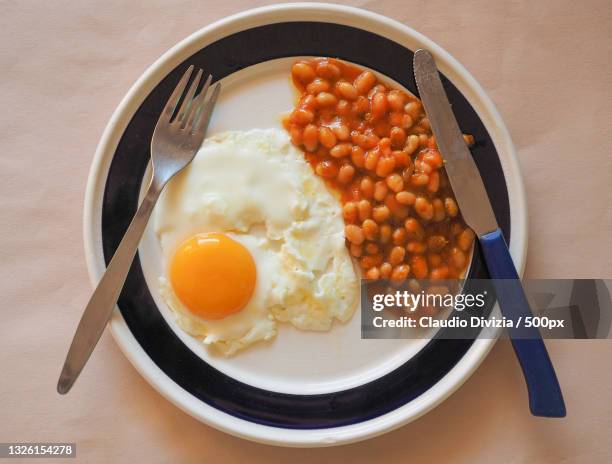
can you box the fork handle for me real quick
[57,180,162,394]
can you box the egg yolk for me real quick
[169,233,256,320]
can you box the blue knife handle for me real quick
[480,229,566,417]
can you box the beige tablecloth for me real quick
[1,0,611,462]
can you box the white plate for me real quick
[83,3,527,447]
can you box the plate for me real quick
[83,3,527,447]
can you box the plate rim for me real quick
[82,2,528,447]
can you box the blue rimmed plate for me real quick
[83,3,527,447]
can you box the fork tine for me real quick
[163,65,194,119]
[175,68,203,123]
[196,82,221,133]
[184,74,212,130]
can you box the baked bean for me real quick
[336,99,350,116]
[457,228,475,251]
[404,100,423,120]
[380,262,393,278]
[318,126,337,148]
[337,164,355,184]
[427,235,448,252]
[303,124,319,152]
[376,155,396,177]
[365,266,381,280]
[418,134,429,147]
[385,193,409,220]
[306,78,330,94]
[365,242,379,255]
[359,176,374,198]
[343,201,358,223]
[432,198,446,222]
[292,62,316,83]
[419,117,431,131]
[364,149,380,171]
[369,84,387,96]
[449,246,467,268]
[378,137,392,155]
[444,197,458,217]
[401,114,414,130]
[316,92,337,107]
[410,255,429,279]
[360,254,383,270]
[423,149,444,168]
[372,92,388,118]
[333,124,350,141]
[406,241,427,254]
[362,219,379,240]
[364,131,381,149]
[415,159,432,174]
[387,90,406,111]
[414,196,434,220]
[463,134,475,146]
[390,127,407,148]
[350,243,363,257]
[379,224,392,244]
[405,134,420,155]
[372,204,391,223]
[351,145,366,168]
[316,61,341,80]
[396,191,416,205]
[391,264,410,281]
[386,173,404,193]
[411,173,430,187]
[300,94,317,111]
[395,152,411,170]
[358,199,372,221]
[404,218,425,241]
[389,246,406,265]
[345,224,365,245]
[290,108,314,125]
[330,143,351,158]
[392,227,407,246]
[430,265,450,280]
[289,125,302,145]
[337,81,358,100]
[354,70,377,95]
[374,181,388,201]
[315,159,338,178]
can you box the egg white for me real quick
[154,128,358,355]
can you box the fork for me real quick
[57,66,221,394]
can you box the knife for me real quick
[413,49,565,417]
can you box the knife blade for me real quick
[413,50,497,236]
[413,48,565,418]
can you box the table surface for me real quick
[1,0,611,462]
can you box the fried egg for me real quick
[154,129,358,355]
